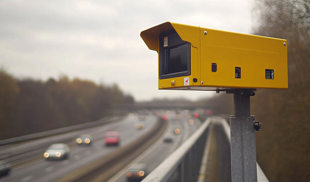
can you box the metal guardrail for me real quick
[142,118,211,182]
[0,116,120,146]
[143,117,269,182]
[213,117,269,182]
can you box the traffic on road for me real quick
[0,110,204,182]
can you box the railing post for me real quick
[230,89,257,182]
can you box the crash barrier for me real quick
[213,117,269,182]
[143,117,269,182]
[142,118,211,182]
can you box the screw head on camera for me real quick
[253,121,261,131]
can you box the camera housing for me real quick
[141,22,288,90]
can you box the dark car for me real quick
[126,163,148,182]
[43,143,70,160]
[0,161,11,177]
[163,134,174,143]
[76,134,93,145]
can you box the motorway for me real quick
[0,110,201,182]
[109,111,201,182]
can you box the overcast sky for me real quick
[0,0,254,101]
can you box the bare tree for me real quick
[252,0,310,181]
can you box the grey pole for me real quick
[230,89,257,182]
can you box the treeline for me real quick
[198,1,310,180]
[204,0,310,181]
[252,0,310,181]
[0,70,134,139]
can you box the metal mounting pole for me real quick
[229,89,257,182]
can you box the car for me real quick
[104,131,120,146]
[163,134,173,143]
[76,134,93,145]
[161,115,167,121]
[193,112,200,118]
[43,143,70,160]
[135,123,144,130]
[0,161,11,177]
[126,163,148,182]
[174,128,181,135]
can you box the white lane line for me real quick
[74,154,80,160]
[45,166,54,172]
[21,175,32,182]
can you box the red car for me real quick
[104,131,120,146]
[193,112,199,118]
[161,115,167,121]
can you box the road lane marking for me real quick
[45,166,54,172]
[21,175,32,182]
[74,155,80,160]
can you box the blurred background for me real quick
[0,0,309,181]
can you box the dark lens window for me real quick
[159,31,191,79]
[167,44,188,74]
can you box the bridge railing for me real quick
[142,118,211,182]
[213,117,269,182]
[143,117,269,182]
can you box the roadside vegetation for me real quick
[252,0,310,181]
[203,0,310,180]
[0,70,134,139]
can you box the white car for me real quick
[43,143,70,160]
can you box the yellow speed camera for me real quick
[140,22,288,90]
